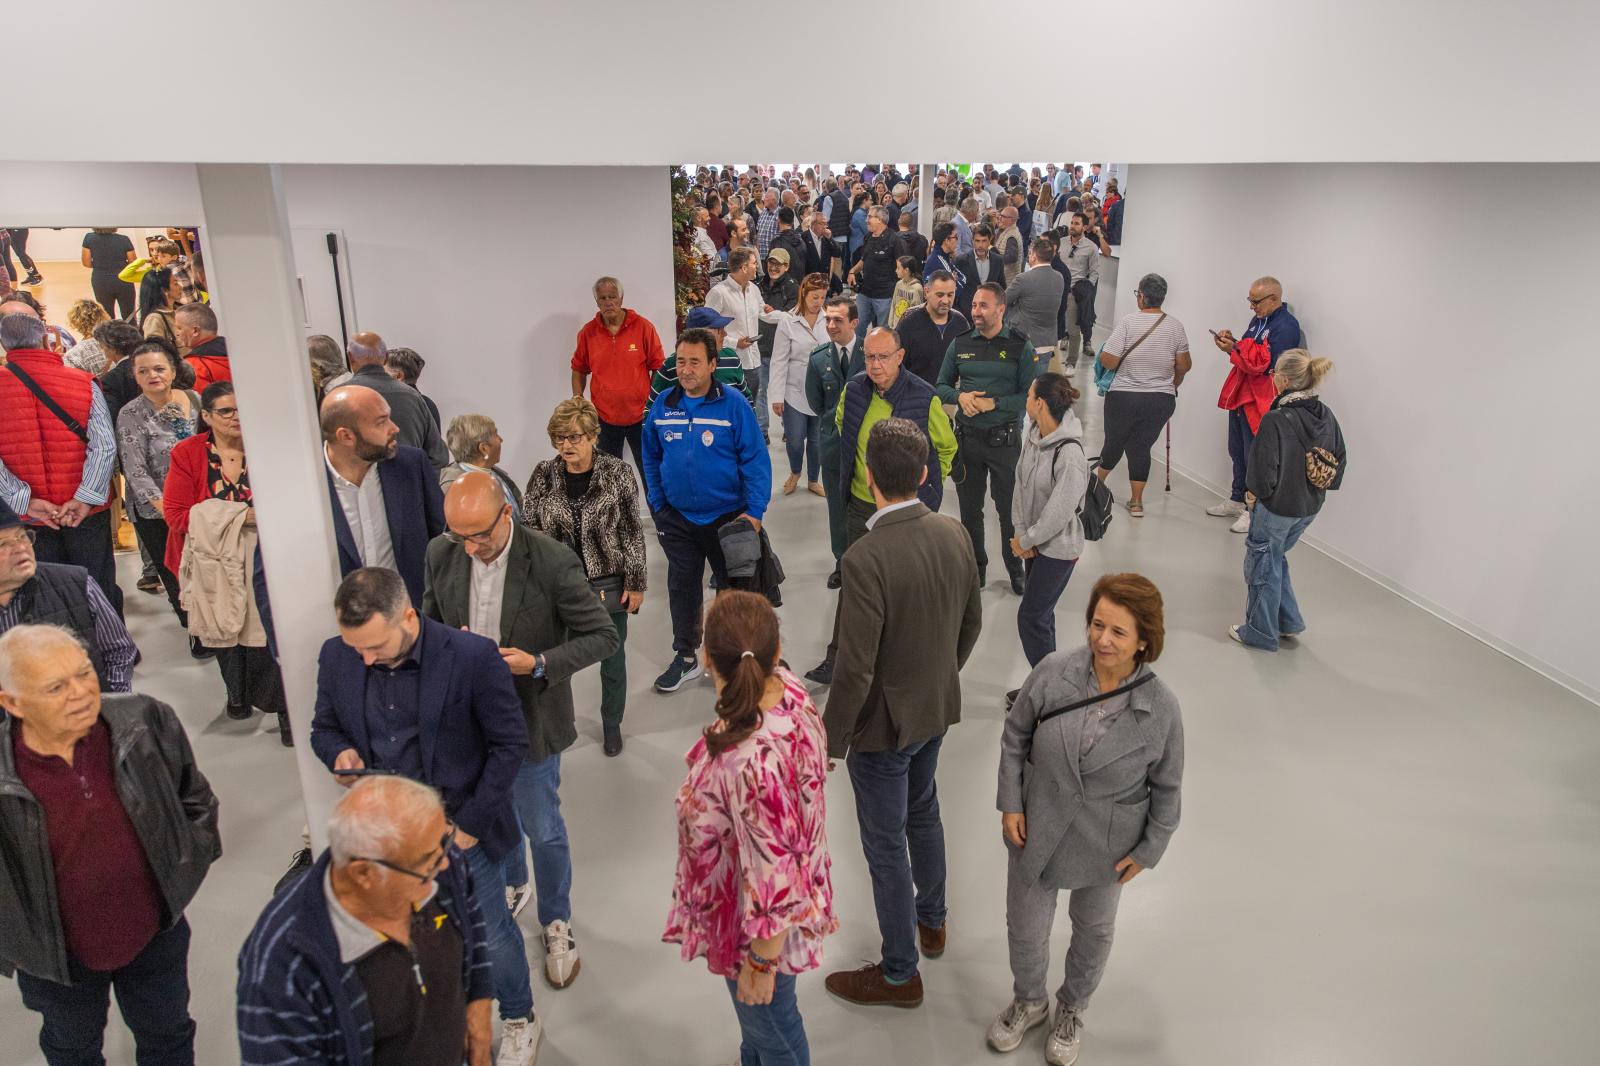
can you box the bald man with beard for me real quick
[321,385,445,605]
[346,330,451,468]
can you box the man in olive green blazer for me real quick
[423,472,617,989]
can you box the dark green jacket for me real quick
[934,325,1042,428]
[423,524,618,762]
[804,340,865,465]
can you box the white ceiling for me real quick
[9,0,1598,165]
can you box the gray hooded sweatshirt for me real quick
[1011,409,1091,561]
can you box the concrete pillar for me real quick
[918,163,935,239]
[195,164,345,851]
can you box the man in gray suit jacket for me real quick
[346,330,451,468]
[822,418,983,1010]
[423,473,618,991]
[1005,237,1067,358]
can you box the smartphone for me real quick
[1207,329,1220,338]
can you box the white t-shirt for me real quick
[1103,311,1190,395]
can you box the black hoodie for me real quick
[1246,393,1347,518]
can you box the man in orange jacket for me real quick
[1208,276,1302,534]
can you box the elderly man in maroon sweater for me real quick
[0,624,220,1065]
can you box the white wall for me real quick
[1115,163,1600,701]
[12,1,1600,165]
[277,165,673,476]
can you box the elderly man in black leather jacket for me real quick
[0,623,220,1065]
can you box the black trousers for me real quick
[16,917,196,1066]
[954,430,1022,579]
[91,276,137,320]
[597,419,644,472]
[214,644,288,714]
[4,227,36,278]
[33,509,123,617]
[654,505,741,657]
[823,496,878,661]
[1100,391,1176,483]
[130,515,186,626]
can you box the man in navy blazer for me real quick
[320,385,445,606]
[308,566,545,1053]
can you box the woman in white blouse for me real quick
[766,272,831,496]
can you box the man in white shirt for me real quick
[320,385,445,606]
[705,248,784,434]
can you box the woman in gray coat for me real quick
[990,572,1184,1066]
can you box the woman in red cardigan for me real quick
[163,381,290,740]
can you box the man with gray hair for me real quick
[846,207,906,340]
[310,565,539,1062]
[571,276,666,469]
[0,311,122,616]
[954,196,980,257]
[236,775,499,1066]
[1,623,219,1065]
[345,329,451,468]
[756,188,781,260]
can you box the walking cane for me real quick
[1164,424,1172,492]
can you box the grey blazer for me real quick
[1004,264,1065,350]
[997,645,1184,889]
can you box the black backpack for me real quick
[1051,441,1114,541]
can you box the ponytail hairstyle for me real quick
[1273,349,1333,394]
[701,591,781,758]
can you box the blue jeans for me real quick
[17,917,194,1066]
[1237,504,1313,651]
[755,357,772,435]
[463,845,533,1019]
[781,405,820,481]
[846,734,947,983]
[1017,554,1078,667]
[512,754,573,927]
[1227,408,1255,502]
[724,973,808,1065]
[854,295,891,340]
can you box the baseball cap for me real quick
[684,306,734,330]
[766,248,790,266]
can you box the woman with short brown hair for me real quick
[990,572,1184,1065]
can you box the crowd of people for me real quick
[0,172,1345,1066]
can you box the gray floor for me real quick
[4,385,1598,1066]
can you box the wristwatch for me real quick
[532,654,546,679]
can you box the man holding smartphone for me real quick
[1208,276,1302,533]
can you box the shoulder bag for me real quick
[1092,312,1166,397]
[1036,671,1155,725]
[4,363,90,442]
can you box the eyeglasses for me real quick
[552,433,587,446]
[207,406,239,418]
[351,821,456,882]
[0,528,37,551]
[863,353,899,364]
[1247,295,1274,306]
[443,511,504,546]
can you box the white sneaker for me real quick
[1206,499,1246,517]
[987,997,1049,1052]
[506,883,532,919]
[498,1013,543,1066]
[1230,509,1251,534]
[544,919,580,988]
[1045,1006,1084,1066]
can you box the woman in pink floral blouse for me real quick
[663,591,837,1065]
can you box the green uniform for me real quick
[934,324,1041,428]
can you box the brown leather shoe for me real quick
[824,963,923,1008]
[918,921,946,958]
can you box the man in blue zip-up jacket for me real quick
[642,327,771,693]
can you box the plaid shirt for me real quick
[756,208,780,260]
[170,257,204,304]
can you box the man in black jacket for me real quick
[801,210,841,293]
[952,224,1007,320]
[770,208,809,287]
[0,623,220,1065]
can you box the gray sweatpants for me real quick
[1006,850,1123,1009]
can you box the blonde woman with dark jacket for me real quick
[523,397,647,757]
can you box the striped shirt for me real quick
[0,381,116,511]
[0,571,137,692]
[1103,311,1190,396]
